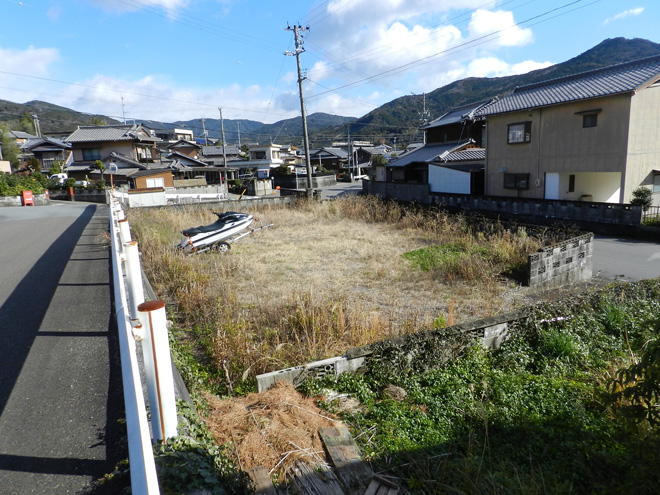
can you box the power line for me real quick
[307,0,596,100]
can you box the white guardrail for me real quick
[109,191,178,494]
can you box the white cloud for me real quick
[88,0,191,14]
[603,7,644,25]
[468,9,533,47]
[0,46,60,75]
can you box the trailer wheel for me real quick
[213,241,231,253]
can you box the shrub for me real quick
[631,186,653,211]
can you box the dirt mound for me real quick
[202,382,341,476]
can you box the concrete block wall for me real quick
[527,233,594,289]
[0,193,50,207]
[256,311,524,392]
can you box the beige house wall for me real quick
[72,142,135,162]
[486,94,633,200]
[625,83,660,203]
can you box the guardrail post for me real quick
[138,300,178,442]
[123,241,145,319]
[118,219,132,244]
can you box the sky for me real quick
[0,0,659,129]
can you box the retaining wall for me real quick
[528,233,594,289]
[256,310,526,392]
[0,193,50,207]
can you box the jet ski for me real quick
[177,211,254,253]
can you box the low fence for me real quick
[362,180,643,234]
[642,205,660,224]
[528,233,594,289]
[361,180,431,204]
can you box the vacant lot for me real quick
[129,196,556,390]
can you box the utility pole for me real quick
[121,97,126,124]
[219,108,227,170]
[31,115,41,137]
[285,24,313,192]
[201,118,208,146]
[237,121,241,148]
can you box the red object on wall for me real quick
[21,190,34,206]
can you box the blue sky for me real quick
[0,0,658,126]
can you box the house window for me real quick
[82,148,101,161]
[507,122,531,144]
[654,174,660,193]
[568,174,576,193]
[146,177,165,188]
[583,114,598,128]
[503,173,530,190]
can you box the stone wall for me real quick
[528,233,594,289]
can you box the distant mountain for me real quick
[0,99,120,135]
[348,37,660,145]
[144,112,356,145]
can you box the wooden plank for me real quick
[247,466,278,495]
[318,427,373,495]
[363,475,399,495]
[289,460,346,495]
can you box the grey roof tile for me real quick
[66,124,160,143]
[477,55,660,116]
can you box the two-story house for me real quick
[66,124,161,168]
[474,55,660,204]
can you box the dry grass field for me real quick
[128,196,550,392]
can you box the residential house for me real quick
[166,139,202,159]
[129,169,174,190]
[21,137,73,174]
[382,102,486,192]
[9,130,37,145]
[66,124,161,170]
[474,55,660,204]
[309,147,348,171]
[201,145,243,166]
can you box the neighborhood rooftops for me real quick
[66,124,161,143]
[476,54,660,116]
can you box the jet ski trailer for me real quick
[177,211,272,254]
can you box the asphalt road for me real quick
[593,235,660,282]
[0,202,125,494]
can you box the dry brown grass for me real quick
[128,196,544,390]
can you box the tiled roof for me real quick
[438,148,485,162]
[423,101,491,129]
[202,145,241,156]
[66,124,161,143]
[476,55,660,116]
[388,141,471,167]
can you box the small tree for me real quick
[0,125,21,169]
[19,113,36,135]
[631,186,653,212]
[93,160,106,174]
[50,160,63,175]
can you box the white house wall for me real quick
[429,164,471,194]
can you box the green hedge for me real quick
[0,172,47,196]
